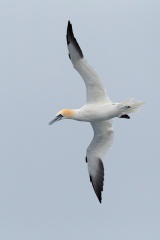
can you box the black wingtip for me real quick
[90,175,102,203]
[68,20,71,27]
[89,158,104,204]
[66,21,72,45]
[66,21,84,58]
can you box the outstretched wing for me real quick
[86,120,114,203]
[66,21,111,104]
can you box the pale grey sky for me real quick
[0,0,160,239]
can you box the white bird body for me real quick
[49,21,144,203]
[66,103,121,122]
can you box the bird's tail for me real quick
[119,98,145,118]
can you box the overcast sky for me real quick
[0,0,160,239]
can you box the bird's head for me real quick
[48,109,74,125]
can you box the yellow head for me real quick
[59,109,74,118]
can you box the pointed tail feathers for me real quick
[120,98,145,116]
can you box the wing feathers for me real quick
[66,21,111,104]
[66,21,83,59]
[89,158,104,203]
[66,22,114,202]
[87,120,114,203]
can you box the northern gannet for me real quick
[49,21,144,203]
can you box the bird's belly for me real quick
[77,104,119,122]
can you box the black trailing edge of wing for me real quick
[66,21,84,59]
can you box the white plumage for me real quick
[49,21,144,203]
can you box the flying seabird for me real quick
[49,21,144,203]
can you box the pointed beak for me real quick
[48,114,63,125]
